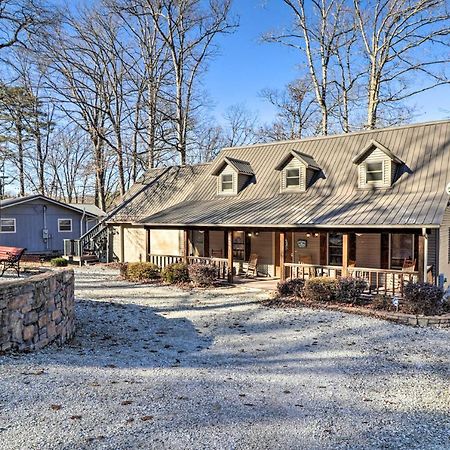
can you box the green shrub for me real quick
[124,262,160,282]
[402,282,444,315]
[336,277,368,304]
[50,257,68,267]
[188,263,217,287]
[161,263,190,284]
[276,278,305,297]
[372,294,395,311]
[304,277,338,302]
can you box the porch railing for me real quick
[284,263,425,297]
[149,254,229,280]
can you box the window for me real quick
[285,168,300,187]
[328,232,343,265]
[366,161,383,182]
[391,234,414,269]
[0,218,16,233]
[58,219,72,232]
[221,173,233,192]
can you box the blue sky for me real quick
[204,1,450,125]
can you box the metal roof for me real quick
[0,194,99,218]
[110,120,450,228]
[211,156,255,176]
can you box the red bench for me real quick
[0,246,27,277]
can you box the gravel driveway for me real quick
[0,267,449,450]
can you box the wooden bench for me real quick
[0,246,27,277]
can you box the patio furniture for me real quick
[245,253,258,277]
[402,259,416,272]
[0,246,26,277]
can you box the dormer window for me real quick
[366,161,383,183]
[211,156,255,196]
[286,168,300,187]
[353,140,404,189]
[275,150,322,193]
[221,173,233,192]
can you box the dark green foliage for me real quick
[304,277,338,302]
[371,294,395,311]
[403,282,443,315]
[336,277,368,304]
[276,278,305,297]
[188,263,217,286]
[161,263,190,284]
[124,262,160,281]
[50,257,68,267]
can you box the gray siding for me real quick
[0,199,88,254]
[439,206,450,288]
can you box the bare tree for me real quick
[265,0,350,135]
[260,78,320,140]
[354,0,450,129]
[145,0,237,164]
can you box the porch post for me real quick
[280,230,286,281]
[342,232,349,277]
[418,232,426,282]
[183,229,189,264]
[204,230,210,257]
[227,230,234,283]
[120,224,125,263]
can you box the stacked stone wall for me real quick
[0,270,75,352]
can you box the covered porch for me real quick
[147,227,433,297]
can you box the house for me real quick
[0,195,103,256]
[76,120,450,294]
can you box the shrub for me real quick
[50,257,68,267]
[276,278,305,298]
[402,282,444,315]
[372,294,395,311]
[336,277,368,304]
[188,263,217,287]
[161,263,190,284]
[304,277,338,302]
[124,262,160,282]
[119,263,128,279]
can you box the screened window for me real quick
[58,219,72,232]
[285,168,300,187]
[391,234,414,269]
[366,162,383,182]
[328,232,343,266]
[221,174,233,192]
[0,218,16,233]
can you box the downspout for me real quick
[422,227,428,283]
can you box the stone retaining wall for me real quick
[0,269,75,352]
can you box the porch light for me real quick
[254,232,259,237]
[306,232,311,238]
[314,233,319,237]
[247,232,252,237]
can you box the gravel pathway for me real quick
[0,267,449,450]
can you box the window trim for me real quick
[0,218,16,233]
[58,218,73,233]
[285,167,301,188]
[365,160,384,184]
[220,173,234,193]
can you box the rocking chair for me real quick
[245,253,258,277]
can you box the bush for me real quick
[372,294,395,311]
[276,278,305,298]
[188,263,217,287]
[161,263,190,284]
[336,277,368,304]
[402,282,444,315]
[50,257,68,267]
[304,277,338,302]
[124,262,159,282]
[119,263,128,279]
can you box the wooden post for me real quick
[342,232,349,277]
[418,234,425,282]
[203,230,210,257]
[227,230,233,283]
[183,229,189,264]
[120,224,125,263]
[280,231,286,281]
